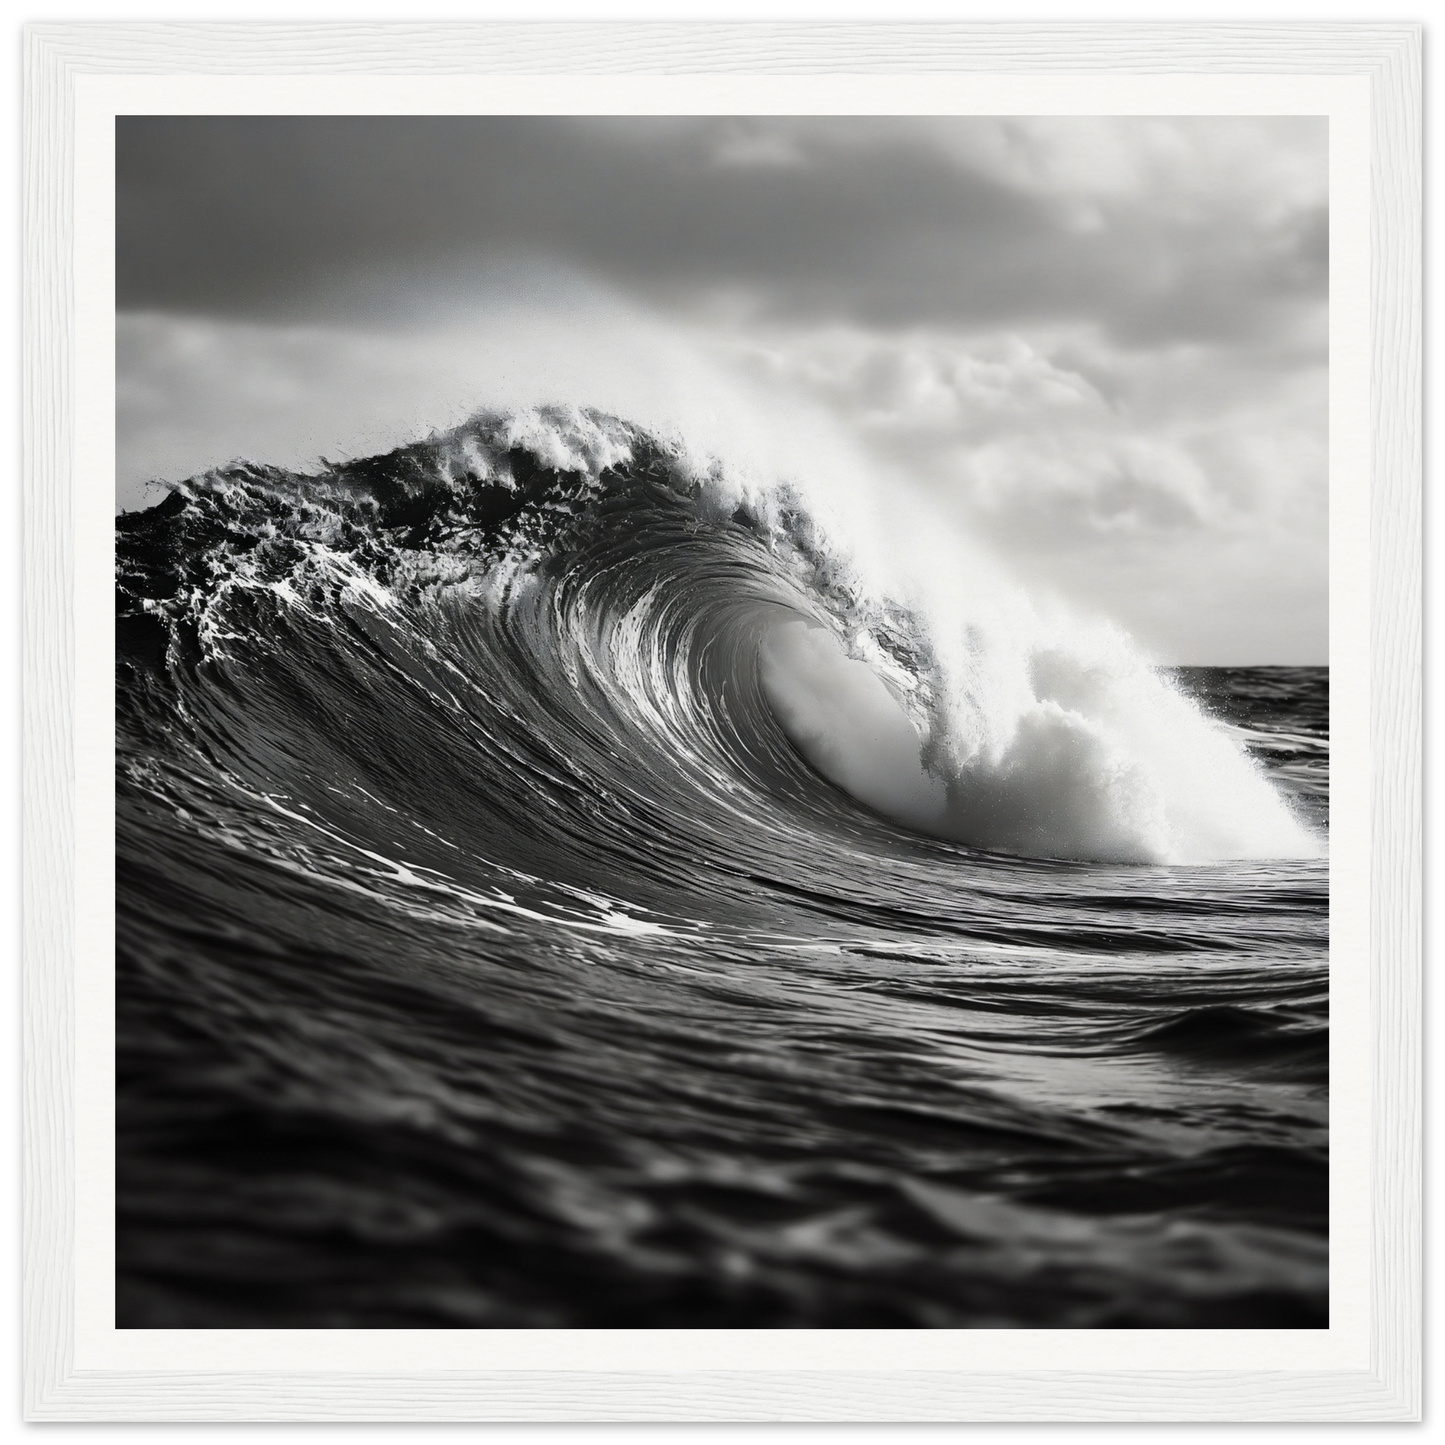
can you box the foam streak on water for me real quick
[115,407,1328,1328]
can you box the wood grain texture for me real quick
[23,18,77,1426]
[22,20,1422,1423]
[1365,20,1424,1424]
[11,20,1434,75]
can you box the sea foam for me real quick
[759,606,1320,865]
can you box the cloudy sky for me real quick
[117,115,1328,663]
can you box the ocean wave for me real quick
[119,404,1318,869]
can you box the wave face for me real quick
[116,407,1329,1328]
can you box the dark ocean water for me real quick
[116,410,1328,1329]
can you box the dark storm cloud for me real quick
[116,116,1325,346]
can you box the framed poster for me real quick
[23,21,1420,1422]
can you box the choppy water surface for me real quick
[116,409,1328,1327]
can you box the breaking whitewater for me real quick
[116,406,1329,1328]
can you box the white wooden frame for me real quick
[22,22,1421,1421]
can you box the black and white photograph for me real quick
[114,113,1331,1330]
